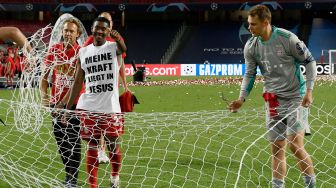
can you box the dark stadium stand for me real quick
[173,22,245,64]
[124,21,181,64]
[172,21,300,64]
[308,18,336,61]
[0,20,48,36]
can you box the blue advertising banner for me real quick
[181,64,252,76]
[180,63,332,76]
[197,64,245,76]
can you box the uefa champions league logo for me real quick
[210,3,218,11]
[239,1,283,11]
[183,65,194,75]
[54,3,97,12]
[25,3,33,11]
[304,1,312,9]
[147,3,190,12]
[119,4,126,11]
[239,23,251,45]
[181,64,196,76]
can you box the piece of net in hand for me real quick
[9,13,87,133]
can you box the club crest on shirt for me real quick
[275,45,285,56]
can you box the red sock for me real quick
[87,144,99,188]
[109,146,121,176]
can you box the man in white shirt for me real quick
[66,16,124,188]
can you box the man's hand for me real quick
[55,101,66,109]
[228,98,244,113]
[51,101,66,119]
[302,89,313,108]
[110,30,122,41]
[42,97,51,107]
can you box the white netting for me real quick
[10,13,88,134]
[1,13,335,188]
[0,100,335,187]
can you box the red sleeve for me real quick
[83,35,94,47]
[106,36,115,42]
[44,44,62,67]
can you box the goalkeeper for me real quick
[66,17,125,188]
[229,5,317,188]
[40,17,83,187]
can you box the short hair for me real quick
[93,17,110,28]
[99,12,112,22]
[98,12,113,27]
[248,5,272,23]
[64,18,82,35]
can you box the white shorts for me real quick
[265,97,309,142]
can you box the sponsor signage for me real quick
[300,64,334,75]
[181,64,250,76]
[125,64,181,76]
[125,63,333,77]
[198,64,244,76]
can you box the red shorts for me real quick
[80,112,124,141]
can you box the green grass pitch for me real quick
[0,76,335,187]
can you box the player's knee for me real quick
[288,142,304,155]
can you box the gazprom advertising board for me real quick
[125,64,247,76]
[125,64,329,76]
[180,64,246,76]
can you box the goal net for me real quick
[0,101,335,187]
[0,13,335,188]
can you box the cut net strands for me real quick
[0,100,335,188]
[10,13,88,133]
[10,24,53,133]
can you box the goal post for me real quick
[328,49,336,75]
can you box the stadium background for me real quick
[0,1,335,188]
[0,0,335,80]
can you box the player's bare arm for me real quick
[40,65,51,107]
[302,89,313,108]
[0,27,33,52]
[111,30,127,53]
[66,59,84,110]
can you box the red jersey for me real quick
[83,35,127,58]
[6,47,17,58]
[44,43,82,104]
[6,56,15,74]
[15,55,26,72]
[0,51,4,76]
[0,63,3,77]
